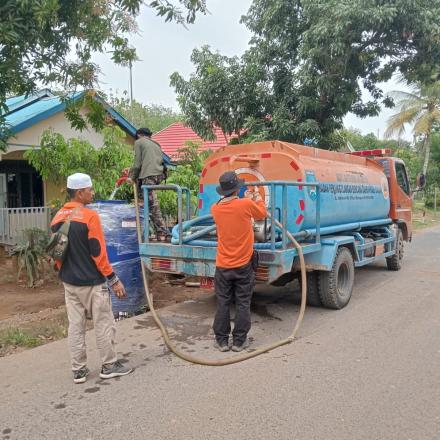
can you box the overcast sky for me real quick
[94,0,407,140]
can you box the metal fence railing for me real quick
[0,207,51,246]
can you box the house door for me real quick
[0,174,6,208]
[0,162,44,207]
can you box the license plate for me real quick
[200,277,214,289]
[375,244,385,256]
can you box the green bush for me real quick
[10,228,50,287]
[177,141,211,174]
[424,190,439,209]
[25,126,134,200]
[156,143,211,218]
[157,165,199,218]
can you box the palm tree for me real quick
[385,81,440,176]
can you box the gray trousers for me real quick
[64,282,117,371]
[213,262,255,346]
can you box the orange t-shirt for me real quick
[211,198,267,269]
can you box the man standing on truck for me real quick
[211,171,267,352]
[51,173,133,383]
[127,127,169,241]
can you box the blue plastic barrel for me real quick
[90,201,145,317]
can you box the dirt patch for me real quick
[147,272,213,308]
[0,258,67,356]
[0,257,212,357]
[0,258,65,321]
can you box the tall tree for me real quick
[244,0,440,146]
[173,0,440,147]
[110,93,181,133]
[0,0,207,149]
[426,132,440,191]
[385,82,440,176]
[170,46,264,142]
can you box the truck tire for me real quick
[386,229,403,271]
[318,247,354,310]
[294,271,322,307]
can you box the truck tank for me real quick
[197,141,390,235]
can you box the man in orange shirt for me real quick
[51,173,133,383]
[211,171,267,352]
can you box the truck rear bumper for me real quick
[139,242,321,283]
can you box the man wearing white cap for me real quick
[51,173,133,383]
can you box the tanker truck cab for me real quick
[370,153,413,242]
[138,141,413,311]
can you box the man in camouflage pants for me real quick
[128,128,168,240]
[141,174,168,238]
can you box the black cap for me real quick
[136,127,152,138]
[216,171,245,196]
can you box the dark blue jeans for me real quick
[213,262,255,346]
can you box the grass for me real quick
[35,321,68,340]
[0,320,68,352]
[0,328,42,348]
[413,201,439,231]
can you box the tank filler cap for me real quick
[349,149,391,157]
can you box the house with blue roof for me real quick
[0,89,140,211]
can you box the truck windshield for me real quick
[395,162,410,195]
[377,159,390,177]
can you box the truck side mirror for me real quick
[416,173,426,190]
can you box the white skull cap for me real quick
[67,173,93,189]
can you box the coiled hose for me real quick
[134,184,307,366]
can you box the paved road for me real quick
[1,227,439,440]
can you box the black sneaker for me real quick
[100,360,133,379]
[213,340,230,352]
[73,367,90,384]
[231,338,250,352]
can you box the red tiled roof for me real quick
[152,122,237,159]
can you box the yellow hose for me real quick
[134,184,307,366]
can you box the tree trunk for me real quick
[222,130,228,145]
[422,134,431,177]
[235,128,241,143]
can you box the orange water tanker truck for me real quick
[138,141,416,309]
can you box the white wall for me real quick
[6,108,105,153]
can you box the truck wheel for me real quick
[318,247,354,309]
[294,271,322,307]
[386,229,403,271]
